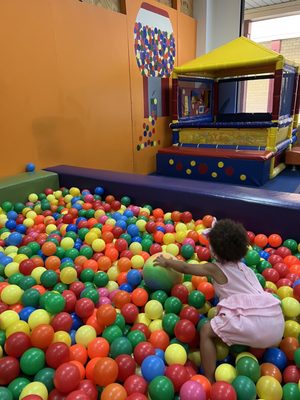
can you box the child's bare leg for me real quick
[200,322,218,382]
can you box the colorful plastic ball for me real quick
[164,296,182,314]
[215,363,237,383]
[53,362,80,394]
[93,357,118,386]
[31,324,54,350]
[263,348,288,371]
[171,284,189,303]
[100,383,127,400]
[256,375,283,400]
[7,376,31,399]
[282,297,300,318]
[75,325,96,347]
[165,343,187,365]
[283,365,300,384]
[4,332,31,357]
[20,348,45,375]
[77,380,98,400]
[232,375,256,400]
[115,354,136,382]
[0,387,13,400]
[149,329,170,350]
[96,303,116,326]
[110,336,133,358]
[174,319,196,343]
[188,290,206,308]
[260,362,282,382]
[25,163,36,172]
[210,381,237,400]
[1,284,23,305]
[0,356,20,385]
[124,375,148,396]
[165,364,189,392]
[145,300,163,320]
[236,356,260,382]
[141,355,166,381]
[179,380,205,400]
[147,376,174,400]
[19,382,48,400]
[45,342,70,369]
[134,341,156,365]
[127,329,146,348]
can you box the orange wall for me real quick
[0,0,196,178]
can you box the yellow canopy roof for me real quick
[174,36,293,77]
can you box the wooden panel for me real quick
[80,0,121,12]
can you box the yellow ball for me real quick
[0,310,19,330]
[277,286,293,299]
[1,284,23,305]
[92,238,105,252]
[235,352,258,364]
[107,266,119,281]
[105,218,116,226]
[60,267,77,284]
[284,320,300,338]
[0,215,8,226]
[4,246,18,255]
[31,267,47,284]
[69,187,80,196]
[6,320,30,337]
[149,319,163,332]
[106,281,119,292]
[166,243,179,256]
[60,237,74,250]
[182,281,194,293]
[14,254,28,263]
[163,233,175,245]
[28,193,38,202]
[85,232,98,245]
[26,211,37,219]
[4,262,20,277]
[281,297,300,318]
[135,313,151,326]
[54,190,62,199]
[46,194,55,202]
[28,309,50,330]
[165,344,187,365]
[131,255,144,269]
[75,325,96,347]
[215,363,237,383]
[0,345,3,358]
[256,376,283,400]
[188,350,201,366]
[23,218,34,228]
[46,224,57,234]
[20,382,48,400]
[53,331,72,346]
[265,281,277,292]
[145,300,163,320]
[164,212,172,221]
[175,223,187,232]
[216,339,229,360]
[175,231,187,243]
[136,220,147,232]
[129,242,143,255]
[207,306,218,319]
[199,302,211,314]
[95,209,105,218]
[186,222,195,230]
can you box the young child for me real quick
[154,219,284,382]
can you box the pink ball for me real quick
[98,297,111,305]
[165,224,175,233]
[180,380,206,400]
[109,290,119,300]
[99,215,108,224]
[98,288,109,297]
[182,238,195,248]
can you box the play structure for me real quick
[156,37,300,186]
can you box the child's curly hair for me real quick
[208,219,249,262]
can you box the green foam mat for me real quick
[0,171,59,204]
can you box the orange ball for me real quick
[105,248,119,262]
[45,256,61,270]
[70,360,85,379]
[254,234,268,248]
[98,256,112,272]
[171,211,182,222]
[96,304,117,326]
[87,218,98,228]
[74,255,88,266]
[70,344,88,365]
[197,281,215,300]
[117,257,132,272]
[94,357,118,386]
[31,285,47,295]
[260,362,282,383]
[102,224,114,233]
[9,304,23,313]
[105,195,115,204]
[131,288,149,307]
[31,256,44,268]
[101,383,127,400]
[191,276,207,288]
[284,255,300,267]
[85,314,104,335]
[153,231,164,243]
[202,215,214,228]
[88,337,110,359]
[102,231,114,244]
[280,336,299,361]
[86,357,101,382]
[140,251,150,261]
[268,234,282,248]
[112,290,131,309]
[187,231,199,243]
[117,272,128,286]
[31,324,54,350]
[191,374,211,398]
[149,330,170,350]
[289,264,300,276]
[0,282,9,294]
[153,208,164,219]
[82,259,98,272]
[41,241,57,256]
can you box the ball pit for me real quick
[0,186,299,399]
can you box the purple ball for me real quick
[180,380,206,400]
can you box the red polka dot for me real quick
[198,163,208,174]
[158,140,161,145]
[139,136,143,142]
[176,162,183,171]
[225,166,234,176]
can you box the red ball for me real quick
[46,342,70,369]
[21,396,43,400]
[181,211,193,223]
[51,312,73,332]
[48,389,66,400]
[254,234,268,248]
[276,278,292,288]
[0,301,9,313]
[165,364,189,392]
[179,306,199,325]
[124,374,148,395]
[77,380,98,400]
[283,365,300,383]
[54,362,81,394]
[171,284,189,304]
[262,268,280,283]
[115,238,128,252]
[75,298,95,319]
[268,254,283,266]
[275,246,291,258]
[4,332,31,358]
[62,290,77,312]
[197,246,211,261]
[115,354,136,382]
[65,391,90,400]
[280,337,299,361]
[0,356,20,385]
[19,259,36,275]
[174,319,196,343]
[247,231,255,243]
[133,342,155,365]
[131,323,151,340]
[292,285,300,301]
[273,263,289,278]
[127,394,148,400]
[149,243,162,255]
[121,303,139,324]
[211,381,237,400]
[268,234,282,248]
[69,282,85,298]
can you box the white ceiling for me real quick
[245,0,296,10]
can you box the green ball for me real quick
[80,268,95,283]
[124,324,131,336]
[0,264,5,277]
[60,261,74,270]
[0,387,13,400]
[141,238,153,252]
[2,201,13,212]
[183,274,192,282]
[283,239,298,253]
[120,233,132,245]
[78,228,89,241]
[80,288,99,304]
[143,204,153,212]
[294,347,300,367]
[188,290,206,308]
[110,337,133,358]
[27,242,40,254]
[22,288,40,307]
[148,376,174,400]
[121,196,131,206]
[102,325,123,344]
[65,232,78,241]
[20,347,45,375]
[8,377,30,400]
[14,202,25,213]
[94,272,109,287]
[232,376,256,400]
[230,344,249,354]
[282,383,300,400]
[55,246,66,259]
[39,291,53,309]
[181,244,194,259]
[44,293,66,314]
[162,313,180,335]
[65,248,79,259]
[17,246,32,257]
[169,337,189,352]
[164,296,182,314]
[40,270,58,288]
[8,273,24,285]
[127,330,146,348]
[256,260,272,273]
[197,317,209,332]
[113,313,126,332]
[236,356,260,383]
[245,250,260,266]
[0,330,6,346]
[255,273,266,288]
[53,283,68,293]
[41,200,50,210]
[46,237,59,246]
[79,246,93,259]
[34,367,55,391]
[19,276,36,290]
[86,209,95,219]
[150,290,168,305]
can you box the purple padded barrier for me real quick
[45,165,300,240]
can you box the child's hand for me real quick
[153,255,169,268]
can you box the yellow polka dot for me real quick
[186,169,192,175]
[141,144,144,149]
[211,172,218,178]
[240,174,247,181]
[154,141,157,146]
[154,99,158,105]
[169,159,174,165]
[190,161,196,167]
[218,162,224,168]
[149,116,152,123]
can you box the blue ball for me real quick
[6,232,23,246]
[141,355,166,381]
[293,279,300,288]
[5,220,17,230]
[7,211,18,220]
[116,220,127,230]
[94,186,104,196]
[127,224,139,237]
[70,313,83,330]
[1,256,13,266]
[19,306,36,321]
[124,210,134,218]
[119,283,133,293]
[15,225,26,234]
[127,269,142,287]
[156,226,166,233]
[263,348,287,371]
[70,329,77,345]
[25,163,35,172]
[155,348,165,361]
